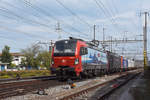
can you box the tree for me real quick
[1,45,13,65]
[21,44,41,69]
[20,58,27,67]
[37,51,51,69]
[21,44,52,70]
[10,63,16,68]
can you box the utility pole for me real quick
[140,12,149,69]
[93,25,96,41]
[102,28,107,51]
[56,22,62,39]
[143,12,148,69]
[49,40,54,67]
[110,36,113,52]
[103,28,105,43]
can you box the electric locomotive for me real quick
[51,37,122,80]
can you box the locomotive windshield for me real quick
[54,40,77,56]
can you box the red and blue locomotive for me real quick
[51,37,124,80]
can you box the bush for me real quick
[0,75,10,79]
[0,70,51,79]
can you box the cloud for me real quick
[0,0,148,59]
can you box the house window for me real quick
[15,59,19,61]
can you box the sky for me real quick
[0,0,149,60]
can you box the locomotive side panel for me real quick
[81,48,107,66]
[81,47,108,76]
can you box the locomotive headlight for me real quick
[75,58,79,65]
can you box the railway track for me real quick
[58,69,142,100]
[25,69,142,100]
[0,75,56,83]
[0,69,142,100]
[0,76,58,99]
[89,73,140,100]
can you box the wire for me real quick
[110,0,119,15]
[0,7,52,28]
[100,0,116,19]
[93,0,121,32]
[20,0,90,38]
[1,1,52,25]
[0,24,42,38]
[94,0,137,41]
[97,0,121,29]
[0,8,89,40]
[0,1,63,35]
[55,0,91,28]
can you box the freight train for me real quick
[51,37,135,80]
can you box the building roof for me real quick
[0,53,24,56]
[0,63,9,65]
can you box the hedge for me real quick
[0,70,51,79]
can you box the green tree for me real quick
[10,63,16,68]
[21,44,41,69]
[21,44,52,70]
[20,58,27,67]
[37,51,51,69]
[1,45,13,65]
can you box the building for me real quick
[0,53,25,71]
[11,53,25,66]
[0,63,9,71]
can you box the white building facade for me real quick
[0,53,25,71]
[11,53,25,66]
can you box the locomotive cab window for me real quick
[80,47,88,55]
[54,40,77,56]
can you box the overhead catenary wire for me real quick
[94,0,138,47]
[55,0,92,28]
[1,1,53,25]
[0,7,54,30]
[103,0,117,19]
[96,0,122,31]
[110,0,119,15]
[0,24,45,39]
[0,0,90,40]
[0,5,84,38]
[0,9,88,40]
[0,1,81,39]
[0,1,63,35]
[20,0,90,38]
[107,0,140,41]
[93,0,121,32]
[0,0,145,57]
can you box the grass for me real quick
[0,70,51,79]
